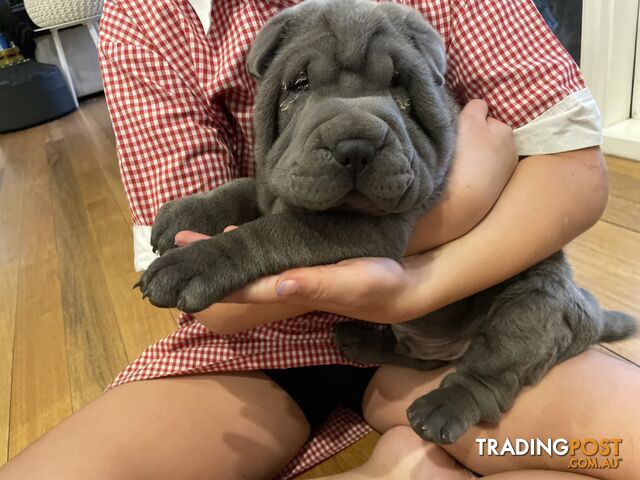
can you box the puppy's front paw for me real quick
[406,385,480,444]
[151,197,216,255]
[136,240,235,313]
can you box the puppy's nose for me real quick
[333,138,375,176]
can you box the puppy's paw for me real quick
[151,197,217,255]
[334,322,393,364]
[136,240,237,313]
[407,385,480,444]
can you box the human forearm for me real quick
[195,302,306,333]
[396,147,608,321]
[194,102,519,332]
[405,145,514,255]
[195,148,606,331]
[406,101,517,255]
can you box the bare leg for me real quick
[310,426,596,479]
[485,472,597,479]
[0,371,309,480]
[2,350,633,480]
[310,426,475,480]
[363,349,639,479]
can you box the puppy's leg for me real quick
[139,211,414,312]
[334,322,448,370]
[151,178,260,255]
[407,289,581,444]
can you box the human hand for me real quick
[454,99,517,180]
[174,101,516,325]
[173,229,413,330]
[227,256,410,320]
[406,99,517,254]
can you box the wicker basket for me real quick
[24,0,102,28]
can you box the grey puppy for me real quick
[137,0,636,444]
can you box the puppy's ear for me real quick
[378,4,446,86]
[247,10,293,79]
[406,21,446,86]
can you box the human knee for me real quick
[362,366,449,432]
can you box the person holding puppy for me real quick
[1,1,637,479]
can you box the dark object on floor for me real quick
[0,59,76,132]
[0,0,37,59]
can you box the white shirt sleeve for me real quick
[513,88,603,156]
[133,225,158,272]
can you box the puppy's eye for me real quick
[390,70,401,88]
[288,71,309,92]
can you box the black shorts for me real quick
[264,365,378,431]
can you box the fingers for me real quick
[486,116,513,133]
[220,267,344,306]
[222,275,282,304]
[461,100,512,132]
[174,225,239,247]
[276,267,346,304]
[273,261,385,309]
[174,230,211,247]
[221,264,364,307]
[460,99,488,122]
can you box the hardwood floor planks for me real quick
[0,97,638,475]
[0,131,29,464]
[565,221,640,365]
[8,125,73,459]
[602,195,640,234]
[296,432,381,479]
[46,124,131,410]
[70,100,133,228]
[602,156,640,233]
[566,222,640,315]
[54,110,176,362]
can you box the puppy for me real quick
[137,0,636,444]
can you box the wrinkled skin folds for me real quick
[137,0,637,444]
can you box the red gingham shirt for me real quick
[98,1,587,477]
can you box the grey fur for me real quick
[137,0,637,443]
[137,0,456,312]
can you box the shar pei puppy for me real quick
[137,0,636,444]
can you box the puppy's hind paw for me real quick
[407,385,480,444]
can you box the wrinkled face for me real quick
[249,0,458,215]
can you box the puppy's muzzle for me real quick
[333,138,375,177]
[273,95,420,213]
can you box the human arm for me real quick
[190,99,520,331]
[397,145,608,320]
[405,99,518,255]
[192,0,605,334]
[192,145,606,333]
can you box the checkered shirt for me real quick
[98,0,588,477]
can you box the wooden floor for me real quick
[0,97,638,475]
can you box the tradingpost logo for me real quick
[476,437,623,470]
